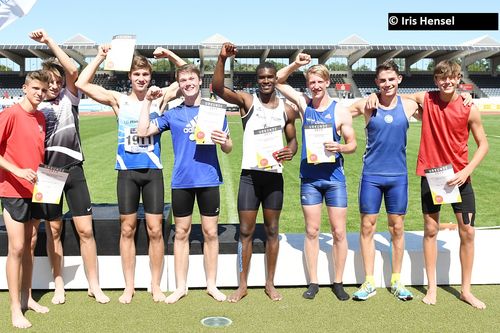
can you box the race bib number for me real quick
[124,127,154,153]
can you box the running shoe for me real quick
[352,281,376,301]
[391,281,413,301]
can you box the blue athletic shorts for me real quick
[358,174,408,214]
[300,178,347,207]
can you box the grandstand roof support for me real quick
[260,48,270,63]
[319,49,336,65]
[347,48,370,67]
[433,50,468,65]
[405,50,435,73]
[492,56,500,76]
[0,50,25,72]
[28,49,50,59]
[64,49,88,68]
[376,49,403,65]
[462,51,498,67]
[289,49,304,65]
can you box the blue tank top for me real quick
[362,95,408,176]
[115,95,163,170]
[300,100,345,182]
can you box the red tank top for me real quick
[416,91,470,177]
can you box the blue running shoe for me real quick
[391,281,413,301]
[352,281,376,301]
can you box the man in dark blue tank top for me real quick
[349,60,420,301]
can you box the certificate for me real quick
[304,123,335,164]
[424,164,462,204]
[32,165,69,204]
[104,34,136,72]
[254,125,283,169]
[194,100,227,145]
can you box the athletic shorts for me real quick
[237,169,284,211]
[300,178,347,207]
[421,176,476,215]
[32,164,92,220]
[117,169,164,215]
[359,174,408,214]
[172,186,220,217]
[1,197,33,222]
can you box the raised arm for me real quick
[275,53,311,112]
[153,48,184,111]
[75,44,121,113]
[137,86,161,137]
[29,29,79,96]
[213,43,252,115]
[448,105,489,186]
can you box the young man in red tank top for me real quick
[407,60,489,309]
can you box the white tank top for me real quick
[241,94,287,173]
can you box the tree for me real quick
[0,64,13,72]
[467,59,490,72]
[326,62,348,71]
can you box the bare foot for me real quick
[118,288,135,304]
[460,292,486,309]
[88,288,111,304]
[207,286,226,302]
[227,286,248,303]
[265,284,282,301]
[422,288,436,305]
[51,287,66,305]
[165,287,188,304]
[27,298,50,314]
[151,285,166,303]
[11,308,32,329]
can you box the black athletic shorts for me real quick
[421,176,476,215]
[1,197,33,222]
[32,164,92,220]
[237,169,284,211]
[117,169,164,215]
[171,186,220,217]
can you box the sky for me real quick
[0,0,498,46]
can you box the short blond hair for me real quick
[305,64,330,82]
[25,70,51,85]
[176,64,200,82]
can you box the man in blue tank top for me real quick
[276,54,357,301]
[349,60,420,301]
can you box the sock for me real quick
[365,275,375,286]
[333,282,350,301]
[391,273,401,285]
[303,283,319,299]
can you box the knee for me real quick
[459,226,475,243]
[120,224,136,239]
[305,226,320,240]
[391,222,404,239]
[203,228,218,243]
[8,241,25,258]
[174,226,190,242]
[265,224,279,241]
[239,224,255,240]
[332,229,346,243]
[147,226,163,242]
[77,227,94,243]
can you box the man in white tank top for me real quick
[213,43,298,302]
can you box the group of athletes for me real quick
[0,31,488,329]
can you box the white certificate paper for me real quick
[424,164,462,204]
[32,165,69,204]
[254,125,283,169]
[194,100,227,145]
[104,34,136,72]
[304,123,335,164]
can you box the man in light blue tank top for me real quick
[276,54,357,301]
[349,60,420,301]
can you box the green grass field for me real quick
[1,114,499,332]
[79,113,500,232]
